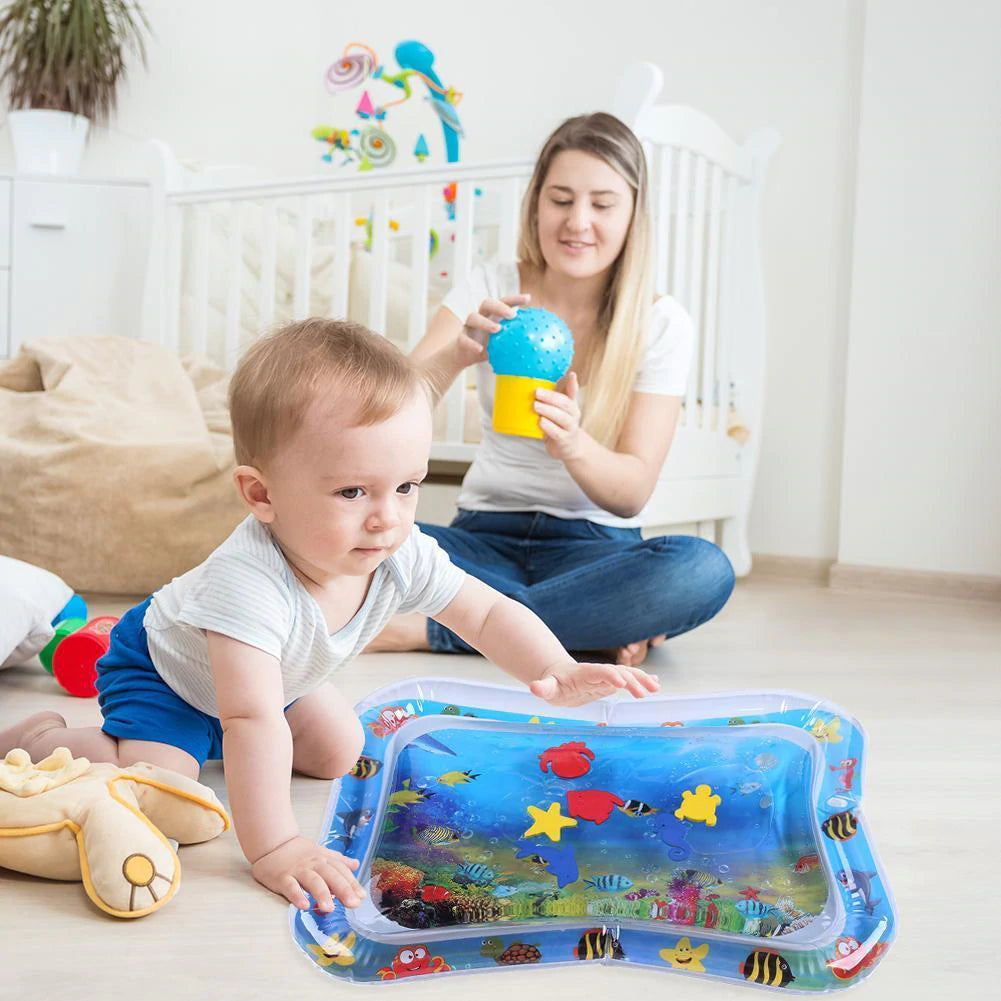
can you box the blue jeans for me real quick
[420,510,735,655]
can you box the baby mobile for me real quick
[312,39,465,171]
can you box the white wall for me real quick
[838,0,1001,576]
[0,1,877,565]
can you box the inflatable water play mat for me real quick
[290,680,895,989]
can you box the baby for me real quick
[0,318,659,912]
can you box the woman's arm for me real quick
[535,378,683,518]
[412,295,530,401]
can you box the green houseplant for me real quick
[0,0,149,174]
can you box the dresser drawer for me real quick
[9,179,148,352]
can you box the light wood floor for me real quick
[1,576,997,1000]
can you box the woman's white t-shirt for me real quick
[441,261,695,528]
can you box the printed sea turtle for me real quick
[479,937,542,965]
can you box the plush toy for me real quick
[0,747,230,917]
[0,555,83,669]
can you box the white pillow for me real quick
[0,556,73,668]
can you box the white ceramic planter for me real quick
[8,109,90,175]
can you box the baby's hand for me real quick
[251,835,366,912]
[529,660,660,707]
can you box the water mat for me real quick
[290,680,895,989]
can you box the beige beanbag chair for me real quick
[0,747,229,917]
[0,336,246,595]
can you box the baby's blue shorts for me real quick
[95,597,225,765]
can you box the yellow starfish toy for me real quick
[660,936,710,972]
[674,784,722,826]
[523,801,578,842]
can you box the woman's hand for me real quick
[535,371,584,461]
[453,294,531,369]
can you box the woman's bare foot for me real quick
[363,613,431,653]
[615,634,667,667]
[0,710,68,758]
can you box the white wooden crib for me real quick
[141,63,779,575]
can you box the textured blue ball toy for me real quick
[487,307,574,438]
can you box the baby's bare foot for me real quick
[0,710,67,758]
[363,613,430,653]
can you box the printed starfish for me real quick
[523,801,578,843]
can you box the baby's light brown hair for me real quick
[229,318,425,468]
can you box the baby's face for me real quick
[263,389,432,581]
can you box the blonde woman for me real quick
[369,113,734,666]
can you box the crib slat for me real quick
[498,176,520,262]
[368,191,390,333]
[293,197,313,320]
[331,193,351,320]
[655,146,673,295]
[258,201,278,330]
[408,186,432,350]
[687,155,708,427]
[192,205,210,357]
[701,164,724,431]
[224,202,243,369]
[165,203,183,355]
[446,182,477,442]
[670,149,691,305]
[716,175,740,425]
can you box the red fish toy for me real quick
[566,789,625,825]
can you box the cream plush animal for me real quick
[0,747,229,917]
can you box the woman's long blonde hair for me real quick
[517,112,652,447]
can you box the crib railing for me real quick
[142,153,534,461]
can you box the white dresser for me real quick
[0,174,149,357]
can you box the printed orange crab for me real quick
[377,945,452,979]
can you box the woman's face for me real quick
[535,149,635,281]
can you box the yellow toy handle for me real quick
[493,375,554,438]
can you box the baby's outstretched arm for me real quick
[208,632,365,911]
[432,577,660,707]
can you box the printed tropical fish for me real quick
[348,755,382,780]
[731,781,763,796]
[736,899,779,919]
[584,874,633,893]
[454,862,499,887]
[419,884,453,903]
[754,752,779,771]
[673,869,723,889]
[490,884,520,898]
[793,854,820,873]
[822,810,859,842]
[388,779,434,809]
[575,928,625,961]
[616,799,659,817]
[437,769,480,787]
[740,950,796,987]
[411,824,460,847]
